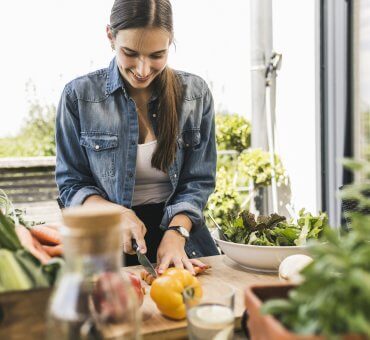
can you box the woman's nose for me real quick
[136,57,150,77]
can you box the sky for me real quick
[0,0,251,137]
[0,0,367,136]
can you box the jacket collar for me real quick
[106,57,128,96]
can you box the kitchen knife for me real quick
[131,239,157,278]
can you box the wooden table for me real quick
[122,255,279,339]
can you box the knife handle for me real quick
[131,238,139,251]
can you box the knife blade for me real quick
[131,239,157,278]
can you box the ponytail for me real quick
[152,67,183,172]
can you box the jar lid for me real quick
[62,205,123,233]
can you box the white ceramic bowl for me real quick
[212,230,310,273]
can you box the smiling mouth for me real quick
[129,70,152,82]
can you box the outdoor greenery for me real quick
[0,91,56,157]
[237,148,286,188]
[206,167,242,227]
[206,114,287,227]
[215,113,251,152]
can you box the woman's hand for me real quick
[156,232,208,275]
[83,195,148,255]
[156,230,194,275]
[121,209,147,255]
[156,214,208,275]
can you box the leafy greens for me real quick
[221,209,328,246]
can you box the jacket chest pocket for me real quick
[177,129,201,149]
[175,129,201,170]
[80,133,118,178]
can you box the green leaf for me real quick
[14,249,49,288]
[261,299,295,315]
[295,217,310,246]
[0,210,23,250]
[42,258,65,286]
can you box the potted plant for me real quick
[243,159,370,339]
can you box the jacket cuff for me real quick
[160,202,203,232]
[69,186,108,206]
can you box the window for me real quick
[353,0,370,164]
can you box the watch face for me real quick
[179,226,190,238]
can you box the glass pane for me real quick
[354,0,370,164]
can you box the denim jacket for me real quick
[55,58,219,258]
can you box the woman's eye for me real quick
[150,54,164,59]
[123,51,138,57]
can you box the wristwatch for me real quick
[167,226,190,241]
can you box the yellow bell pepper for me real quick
[150,267,203,320]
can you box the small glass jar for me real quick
[47,205,141,340]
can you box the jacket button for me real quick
[131,140,136,145]
[128,172,133,178]
[174,174,177,178]
[192,251,196,256]
[185,143,190,147]
[152,114,157,118]
[95,145,100,150]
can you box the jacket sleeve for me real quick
[160,85,217,232]
[55,84,108,207]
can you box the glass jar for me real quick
[47,205,141,340]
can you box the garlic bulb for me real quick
[279,254,313,284]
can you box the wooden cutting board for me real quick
[122,254,279,339]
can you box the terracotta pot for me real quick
[243,283,366,340]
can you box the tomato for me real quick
[126,271,145,306]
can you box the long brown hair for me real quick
[110,0,183,172]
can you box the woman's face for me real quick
[108,27,170,91]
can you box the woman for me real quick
[56,0,219,274]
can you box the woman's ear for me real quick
[106,25,115,50]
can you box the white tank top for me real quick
[132,140,172,206]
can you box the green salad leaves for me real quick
[221,209,328,246]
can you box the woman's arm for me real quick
[55,84,108,207]
[56,84,148,255]
[156,83,216,273]
[160,84,217,233]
